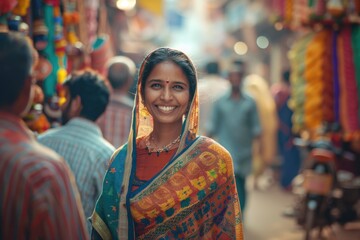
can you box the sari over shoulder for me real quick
[91,136,243,239]
[91,49,243,239]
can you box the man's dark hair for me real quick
[106,56,136,90]
[64,70,110,121]
[228,58,247,76]
[205,61,219,75]
[0,32,33,107]
[139,47,197,101]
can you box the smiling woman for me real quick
[91,47,244,240]
[143,61,190,132]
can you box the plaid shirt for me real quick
[0,112,89,239]
[97,94,134,148]
[38,117,115,232]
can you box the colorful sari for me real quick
[91,53,243,239]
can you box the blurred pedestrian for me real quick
[97,56,136,148]
[271,70,301,190]
[0,32,89,239]
[198,60,230,135]
[243,74,278,190]
[206,60,261,215]
[38,69,115,233]
[91,47,243,239]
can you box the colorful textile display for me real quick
[288,32,314,134]
[3,0,113,132]
[289,27,360,139]
[271,0,360,28]
[273,0,360,141]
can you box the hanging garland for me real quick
[271,0,360,29]
[303,30,330,134]
[274,0,360,141]
[288,32,315,134]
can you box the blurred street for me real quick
[243,175,360,240]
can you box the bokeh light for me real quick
[256,36,269,49]
[274,22,283,31]
[116,0,136,11]
[234,41,248,55]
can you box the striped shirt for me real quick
[38,117,115,232]
[0,112,89,240]
[97,94,134,148]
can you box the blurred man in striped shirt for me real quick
[97,56,136,148]
[0,32,89,239]
[38,70,115,233]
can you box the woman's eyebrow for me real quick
[173,81,188,86]
[147,79,162,83]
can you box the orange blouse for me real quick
[133,147,177,190]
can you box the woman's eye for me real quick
[173,85,184,90]
[151,83,162,89]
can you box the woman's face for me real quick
[143,61,190,127]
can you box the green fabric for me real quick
[42,5,66,97]
[92,37,104,50]
[92,145,127,240]
[351,26,360,124]
[0,13,9,24]
[42,5,56,97]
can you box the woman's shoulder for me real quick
[192,136,234,177]
[196,136,232,158]
[108,136,146,166]
[108,143,128,166]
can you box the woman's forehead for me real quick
[146,61,188,82]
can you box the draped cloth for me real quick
[91,51,243,239]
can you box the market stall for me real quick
[0,0,114,132]
[271,0,360,145]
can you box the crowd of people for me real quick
[1,31,301,239]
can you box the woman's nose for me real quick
[160,87,173,101]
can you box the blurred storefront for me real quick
[269,0,360,144]
[111,0,293,80]
[1,0,115,132]
[1,0,293,133]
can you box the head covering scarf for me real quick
[91,47,243,240]
[131,47,199,156]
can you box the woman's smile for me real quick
[156,105,176,113]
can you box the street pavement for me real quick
[242,175,360,240]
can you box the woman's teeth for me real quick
[158,106,175,112]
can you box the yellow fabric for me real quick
[288,32,315,134]
[303,30,328,135]
[137,0,163,16]
[244,74,278,171]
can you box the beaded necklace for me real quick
[145,134,180,156]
